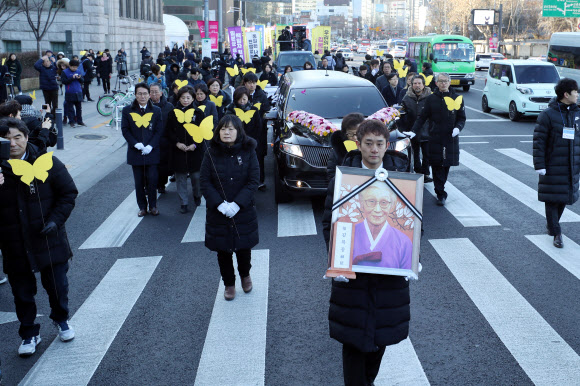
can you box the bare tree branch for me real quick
[0,0,23,32]
[18,0,64,57]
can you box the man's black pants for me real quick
[82,82,91,100]
[42,89,59,114]
[545,202,566,236]
[217,249,252,287]
[411,140,430,176]
[432,165,450,199]
[65,100,83,125]
[342,344,386,386]
[8,262,70,339]
[132,165,158,210]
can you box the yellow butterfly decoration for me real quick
[420,73,433,85]
[376,50,384,57]
[159,64,166,72]
[209,94,223,107]
[1,58,5,65]
[197,105,207,113]
[253,102,262,111]
[175,79,189,90]
[397,67,409,78]
[226,65,239,77]
[8,152,54,186]
[344,140,357,152]
[443,96,463,111]
[240,67,256,75]
[393,59,405,70]
[256,79,269,89]
[184,116,214,143]
[235,108,256,124]
[130,112,154,128]
[29,90,36,101]
[173,108,194,123]
[80,50,87,56]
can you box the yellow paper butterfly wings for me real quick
[420,73,433,85]
[234,108,256,124]
[184,116,214,143]
[130,112,154,128]
[8,152,54,186]
[209,94,224,107]
[173,108,195,123]
[175,79,189,90]
[344,140,358,152]
[159,64,166,72]
[444,96,463,111]
[226,65,239,77]
[256,80,269,90]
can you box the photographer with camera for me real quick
[0,117,78,356]
[278,26,293,52]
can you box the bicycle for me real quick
[96,74,138,116]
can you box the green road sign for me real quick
[543,0,580,17]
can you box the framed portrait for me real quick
[326,166,424,280]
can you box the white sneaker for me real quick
[18,335,41,356]
[57,321,75,342]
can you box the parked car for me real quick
[475,53,493,70]
[482,60,560,121]
[367,46,377,56]
[389,46,406,59]
[274,51,317,76]
[491,53,506,60]
[338,48,354,61]
[351,44,359,53]
[272,71,406,202]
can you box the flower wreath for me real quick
[287,107,401,138]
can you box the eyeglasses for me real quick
[436,79,450,83]
[363,199,391,210]
[345,132,357,139]
[136,92,149,96]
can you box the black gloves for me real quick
[40,221,58,235]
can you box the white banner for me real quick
[246,32,262,59]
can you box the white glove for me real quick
[225,202,240,218]
[402,131,416,139]
[141,145,153,155]
[334,275,350,282]
[134,142,144,150]
[217,201,229,215]
[452,128,460,137]
[536,169,546,176]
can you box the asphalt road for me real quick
[1,54,579,385]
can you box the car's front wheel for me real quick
[481,95,492,113]
[509,101,522,121]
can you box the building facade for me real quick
[0,0,165,71]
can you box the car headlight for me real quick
[465,73,475,79]
[281,143,303,158]
[394,138,411,152]
[517,86,533,95]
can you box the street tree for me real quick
[0,0,23,33]
[18,0,64,57]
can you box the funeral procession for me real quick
[1,0,580,385]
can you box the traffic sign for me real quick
[542,0,580,17]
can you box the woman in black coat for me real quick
[259,63,278,87]
[225,87,262,150]
[193,83,219,127]
[327,112,365,181]
[207,78,232,121]
[165,85,205,213]
[533,78,580,248]
[5,53,23,94]
[96,51,113,94]
[381,73,405,107]
[200,114,260,301]
[166,63,180,90]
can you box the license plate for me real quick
[539,105,547,110]
[450,79,460,85]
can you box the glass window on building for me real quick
[4,40,21,53]
[119,0,123,17]
[51,42,66,53]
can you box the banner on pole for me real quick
[312,26,331,54]
[255,25,265,54]
[227,26,245,61]
[202,38,212,62]
[197,21,219,51]
[246,32,262,60]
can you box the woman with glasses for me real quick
[326,112,365,180]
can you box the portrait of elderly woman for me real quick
[351,182,413,270]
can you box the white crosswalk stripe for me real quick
[430,238,580,386]
[375,338,430,385]
[425,182,500,227]
[20,256,162,386]
[278,200,317,237]
[461,151,580,222]
[182,198,207,243]
[195,250,269,385]
[495,148,533,167]
[526,234,580,280]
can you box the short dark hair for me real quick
[171,81,181,90]
[193,83,209,97]
[422,62,431,70]
[555,78,578,100]
[242,72,259,84]
[207,78,223,89]
[284,65,292,73]
[386,73,398,81]
[370,59,379,66]
[382,61,392,70]
[262,63,272,72]
[322,57,328,62]
[190,67,200,75]
[406,72,417,79]
[134,82,149,94]
[0,100,22,118]
[412,75,425,86]
[304,61,313,69]
[69,59,80,67]
[151,64,160,75]
[341,112,365,133]
[177,85,195,100]
[212,114,246,146]
[149,83,163,92]
[359,65,367,71]
[0,117,29,137]
[356,119,389,142]
[233,86,250,103]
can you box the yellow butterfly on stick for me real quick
[184,116,214,143]
[80,50,87,56]
[226,65,239,77]
[397,67,409,78]
[443,96,463,111]
[175,79,189,90]
[130,112,154,128]
[376,50,384,57]
[174,108,195,123]
[1,58,5,65]
[257,80,269,89]
[393,59,405,70]
[209,94,224,107]
[159,64,166,72]
[420,73,433,85]
[29,90,36,101]
[235,108,256,124]
[240,67,256,75]
[8,152,54,186]
[344,140,358,152]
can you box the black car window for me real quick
[500,65,513,82]
[285,87,386,118]
[514,65,560,84]
[278,54,317,68]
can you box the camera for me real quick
[293,26,307,50]
[0,137,10,161]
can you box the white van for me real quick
[481,60,560,121]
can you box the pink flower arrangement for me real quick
[287,110,339,137]
[367,107,400,125]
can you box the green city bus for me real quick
[407,35,476,91]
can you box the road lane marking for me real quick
[466,119,505,122]
[462,135,531,138]
[20,256,162,386]
[461,141,489,144]
[0,312,42,325]
[195,249,269,386]
[471,87,484,91]
[461,151,580,222]
[182,197,206,243]
[430,238,580,386]
[520,140,533,143]
[465,105,506,120]
[526,234,580,280]
[277,200,317,237]
[90,121,110,129]
[425,183,500,227]
[375,338,430,385]
[496,148,533,167]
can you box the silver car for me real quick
[338,48,354,61]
